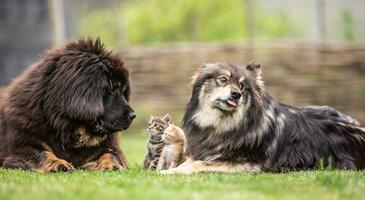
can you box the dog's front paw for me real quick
[82,153,123,171]
[46,159,75,172]
[160,167,193,175]
[233,163,262,173]
[36,151,75,172]
[159,169,173,174]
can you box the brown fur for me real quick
[81,153,123,170]
[157,124,186,170]
[0,38,131,172]
[33,151,75,172]
[73,127,108,148]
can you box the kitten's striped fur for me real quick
[143,114,172,170]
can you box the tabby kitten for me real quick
[143,114,172,170]
[156,123,186,171]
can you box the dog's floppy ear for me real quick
[62,73,105,121]
[42,55,107,125]
[162,114,172,124]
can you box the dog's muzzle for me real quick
[214,90,242,112]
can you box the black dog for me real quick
[0,38,135,172]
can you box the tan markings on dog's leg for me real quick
[160,159,207,175]
[72,127,89,148]
[160,157,194,174]
[230,163,261,173]
[73,127,108,148]
[82,153,123,171]
[111,133,129,168]
[178,157,194,167]
[75,127,86,136]
[33,151,75,173]
[193,162,261,173]
[161,160,261,174]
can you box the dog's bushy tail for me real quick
[339,123,365,169]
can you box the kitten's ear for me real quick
[162,114,172,124]
[166,123,173,131]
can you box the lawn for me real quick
[0,133,364,200]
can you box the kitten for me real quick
[143,114,172,170]
[156,123,186,171]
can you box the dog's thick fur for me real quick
[0,38,135,172]
[162,63,365,174]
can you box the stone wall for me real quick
[119,43,365,126]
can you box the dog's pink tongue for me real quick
[227,100,237,107]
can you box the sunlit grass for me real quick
[0,133,364,200]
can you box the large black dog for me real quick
[162,62,364,174]
[0,38,135,172]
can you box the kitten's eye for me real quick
[218,76,228,84]
[239,83,245,90]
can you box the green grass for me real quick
[1,133,365,200]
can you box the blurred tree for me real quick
[342,9,355,42]
[123,0,249,43]
[78,10,123,46]
[78,0,300,45]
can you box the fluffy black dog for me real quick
[0,38,135,172]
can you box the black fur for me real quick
[0,38,134,171]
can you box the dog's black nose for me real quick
[231,91,242,100]
[128,112,136,120]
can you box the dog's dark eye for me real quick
[218,76,228,84]
[239,83,245,90]
[111,82,122,91]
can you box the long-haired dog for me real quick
[0,38,136,172]
[162,62,364,174]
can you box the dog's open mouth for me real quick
[214,99,238,111]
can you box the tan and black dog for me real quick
[0,38,135,172]
[162,62,364,174]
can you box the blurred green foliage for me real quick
[123,0,248,43]
[78,10,123,46]
[78,0,301,45]
[342,9,355,42]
